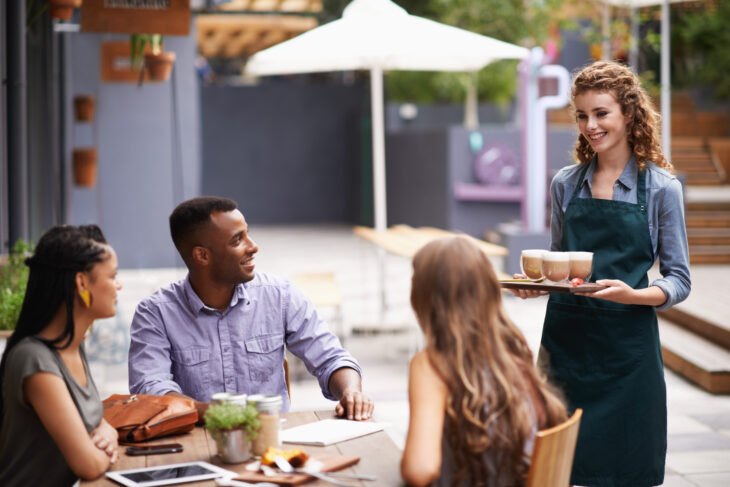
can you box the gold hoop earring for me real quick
[80,290,91,308]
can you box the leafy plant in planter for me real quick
[130,33,176,82]
[0,240,33,332]
[204,402,260,463]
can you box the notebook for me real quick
[280,419,384,446]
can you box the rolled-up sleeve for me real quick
[128,301,182,397]
[282,281,361,401]
[651,179,691,311]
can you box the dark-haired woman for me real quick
[0,225,122,486]
[401,237,567,487]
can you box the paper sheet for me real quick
[280,419,384,446]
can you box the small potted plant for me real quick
[72,148,97,187]
[204,402,260,464]
[0,240,33,341]
[73,95,95,122]
[130,34,176,82]
[49,0,77,21]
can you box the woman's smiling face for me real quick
[574,90,631,156]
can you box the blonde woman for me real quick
[402,237,567,487]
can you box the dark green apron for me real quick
[540,163,666,487]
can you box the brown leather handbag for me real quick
[103,394,198,443]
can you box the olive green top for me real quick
[0,336,103,487]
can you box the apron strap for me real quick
[571,163,591,200]
[637,164,647,212]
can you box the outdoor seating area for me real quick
[2,1,730,486]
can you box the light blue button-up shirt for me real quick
[550,156,691,311]
[128,272,361,411]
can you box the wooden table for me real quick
[82,411,402,487]
[354,225,510,314]
[354,224,508,259]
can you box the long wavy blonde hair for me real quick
[410,237,567,487]
[572,61,673,172]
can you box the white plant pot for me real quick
[215,429,251,464]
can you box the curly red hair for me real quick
[571,61,673,173]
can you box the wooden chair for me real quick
[283,357,291,399]
[526,408,583,487]
[293,272,345,342]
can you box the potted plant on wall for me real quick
[49,0,78,21]
[131,33,176,82]
[72,148,98,187]
[0,240,32,342]
[204,402,260,464]
[74,95,95,122]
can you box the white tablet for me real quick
[106,461,236,487]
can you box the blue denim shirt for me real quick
[550,155,691,311]
[128,273,361,411]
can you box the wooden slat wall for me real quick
[196,14,317,58]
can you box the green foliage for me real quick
[25,0,48,28]
[204,402,260,441]
[0,240,33,331]
[386,60,519,105]
[671,2,730,99]
[130,34,163,70]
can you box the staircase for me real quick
[685,199,730,264]
[672,137,726,186]
[656,265,730,394]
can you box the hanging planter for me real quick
[144,52,176,82]
[73,95,95,122]
[72,148,97,187]
[130,34,175,83]
[49,0,76,21]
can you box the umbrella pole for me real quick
[661,0,671,162]
[371,67,387,233]
[370,67,388,318]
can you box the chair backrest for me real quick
[283,357,291,399]
[526,408,582,487]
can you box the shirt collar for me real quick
[581,153,637,192]
[183,274,250,316]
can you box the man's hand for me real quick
[90,419,119,464]
[335,390,374,421]
[328,367,374,421]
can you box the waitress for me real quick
[514,61,691,487]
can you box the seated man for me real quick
[129,196,373,421]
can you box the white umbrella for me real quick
[246,0,528,232]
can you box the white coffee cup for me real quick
[542,252,570,283]
[568,251,593,281]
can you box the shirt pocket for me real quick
[245,334,284,382]
[170,347,211,396]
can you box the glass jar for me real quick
[210,392,232,405]
[229,393,248,408]
[248,394,283,456]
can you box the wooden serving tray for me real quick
[500,281,606,293]
[235,455,360,485]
